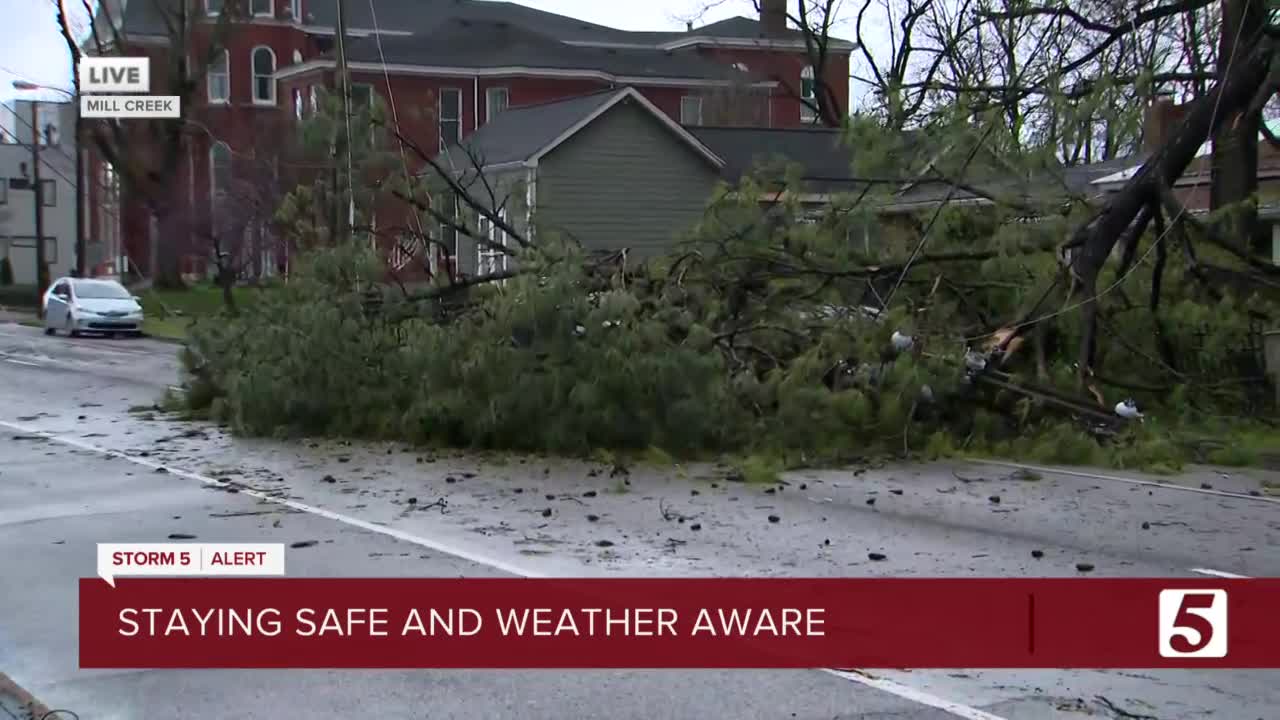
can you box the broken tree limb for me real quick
[1062,31,1278,376]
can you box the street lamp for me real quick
[11,79,84,286]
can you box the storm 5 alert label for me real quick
[96,543,285,586]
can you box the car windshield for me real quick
[73,281,132,299]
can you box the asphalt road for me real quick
[0,320,1277,720]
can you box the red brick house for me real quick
[82,0,854,281]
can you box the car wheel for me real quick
[44,326,55,336]
[65,314,80,338]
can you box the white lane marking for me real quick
[0,419,1008,720]
[821,670,1008,720]
[1190,568,1251,579]
[979,460,1280,506]
[2,358,40,367]
[0,419,540,578]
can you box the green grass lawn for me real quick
[137,285,268,341]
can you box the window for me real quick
[309,85,320,113]
[439,194,459,274]
[292,88,303,120]
[206,0,223,15]
[800,65,817,123]
[40,179,55,207]
[252,47,276,104]
[485,87,509,123]
[680,95,703,125]
[35,104,60,146]
[251,0,272,16]
[289,0,300,19]
[210,141,232,207]
[476,208,508,276]
[439,88,461,149]
[351,83,374,109]
[208,50,230,103]
[733,62,749,72]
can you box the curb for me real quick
[0,672,57,720]
[141,332,187,346]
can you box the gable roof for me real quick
[445,87,723,170]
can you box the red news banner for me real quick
[80,578,1280,669]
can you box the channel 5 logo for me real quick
[1158,589,1228,658]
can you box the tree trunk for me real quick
[1211,0,1265,252]
[220,267,237,314]
[153,207,186,289]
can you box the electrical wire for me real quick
[367,0,431,268]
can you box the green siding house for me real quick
[445,87,725,276]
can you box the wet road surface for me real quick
[1,320,1277,719]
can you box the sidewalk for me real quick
[0,307,39,326]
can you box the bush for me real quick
[0,256,13,286]
[0,284,37,308]
[185,242,746,456]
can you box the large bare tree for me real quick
[54,0,246,288]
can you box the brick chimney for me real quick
[1142,93,1190,154]
[760,0,787,36]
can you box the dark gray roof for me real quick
[116,0,852,48]
[686,126,856,192]
[306,0,624,40]
[686,16,813,41]
[884,152,1148,211]
[344,20,746,80]
[445,89,621,166]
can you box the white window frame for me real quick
[292,88,303,120]
[251,0,272,16]
[485,86,509,123]
[309,85,319,114]
[800,65,818,123]
[476,208,508,277]
[439,88,462,149]
[251,46,277,105]
[209,141,232,210]
[206,0,223,16]
[208,50,230,104]
[680,95,703,125]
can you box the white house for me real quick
[0,100,78,285]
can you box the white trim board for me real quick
[276,60,779,89]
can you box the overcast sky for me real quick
[0,0,788,99]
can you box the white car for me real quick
[42,277,146,338]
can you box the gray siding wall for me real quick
[535,99,720,258]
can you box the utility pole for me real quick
[30,102,48,315]
[335,0,354,242]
